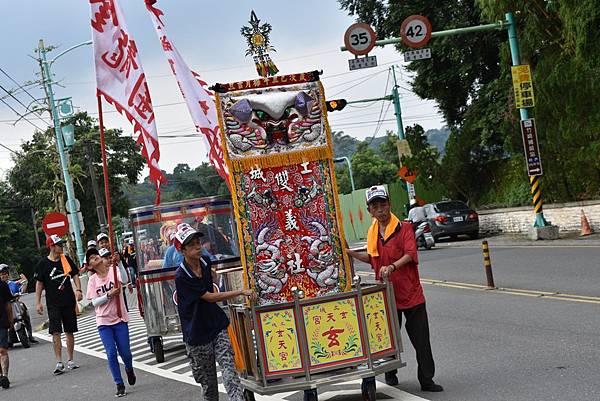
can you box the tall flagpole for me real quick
[97,93,122,318]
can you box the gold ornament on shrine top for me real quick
[241,10,279,78]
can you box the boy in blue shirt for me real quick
[174,224,254,401]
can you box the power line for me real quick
[0,66,47,108]
[0,142,18,155]
[329,69,388,97]
[0,96,46,131]
[0,82,51,126]
[368,69,392,144]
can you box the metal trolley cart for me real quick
[128,196,242,362]
[230,278,405,401]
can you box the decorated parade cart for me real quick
[128,196,244,362]
[208,13,406,400]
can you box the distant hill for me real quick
[426,127,450,156]
[332,127,450,159]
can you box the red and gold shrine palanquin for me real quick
[214,71,352,305]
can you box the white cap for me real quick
[96,233,109,242]
[128,238,134,245]
[365,185,389,204]
[99,248,111,258]
[175,224,203,247]
[46,234,65,248]
[87,240,97,248]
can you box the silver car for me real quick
[423,201,479,240]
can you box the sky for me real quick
[0,0,443,178]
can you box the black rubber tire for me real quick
[153,337,165,363]
[243,389,256,401]
[303,389,318,401]
[18,327,30,348]
[361,378,376,401]
[468,231,479,240]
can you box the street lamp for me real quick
[333,156,355,192]
[38,39,92,265]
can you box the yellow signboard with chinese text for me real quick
[363,290,394,355]
[258,308,303,375]
[302,297,365,368]
[511,65,535,108]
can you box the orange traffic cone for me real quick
[580,209,594,236]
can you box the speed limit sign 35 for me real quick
[344,23,377,56]
[400,15,432,48]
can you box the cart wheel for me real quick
[361,377,376,401]
[243,389,256,401]
[18,327,30,348]
[152,337,165,363]
[303,389,318,401]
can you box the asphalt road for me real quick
[415,243,600,297]
[10,242,600,400]
[353,244,600,401]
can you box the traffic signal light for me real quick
[326,99,347,112]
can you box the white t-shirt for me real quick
[408,206,427,223]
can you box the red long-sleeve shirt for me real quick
[369,221,426,310]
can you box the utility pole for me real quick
[341,13,552,231]
[31,208,41,250]
[390,65,415,202]
[38,39,85,264]
[85,140,108,231]
[505,12,548,229]
[333,157,355,192]
[342,65,415,201]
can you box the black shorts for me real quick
[0,328,8,349]
[47,304,78,334]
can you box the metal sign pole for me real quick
[505,12,548,228]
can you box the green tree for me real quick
[350,142,398,189]
[9,112,145,239]
[340,0,600,205]
[127,162,230,206]
[0,181,41,282]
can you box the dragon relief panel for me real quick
[235,160,346,305]
[220,83,326,158]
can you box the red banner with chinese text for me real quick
[145,1,230,185]
[89,0,165,203]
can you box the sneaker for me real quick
[116,383,127,397]
[29,337,39,344]
[421,383,444,392]
[384,372,399,386]
[126,368,136,386]
[66,360,79,370]
[53,362,65,375]
[0,375,9,389]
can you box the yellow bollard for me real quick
[482,240,496,289]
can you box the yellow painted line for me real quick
[359,271,600,304]
[543,296,600,305]
[431,245,600,249]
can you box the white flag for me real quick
[145,0,230,185]
[90,0,166,203]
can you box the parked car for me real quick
[423,200,479,240]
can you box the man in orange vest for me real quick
[347,186,443,392]
[34,234,83,375]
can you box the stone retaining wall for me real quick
[478,200,600,234]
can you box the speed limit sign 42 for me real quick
[344,23,377,56]
[400,15,432,48]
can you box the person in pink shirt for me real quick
[85,247,136,397]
